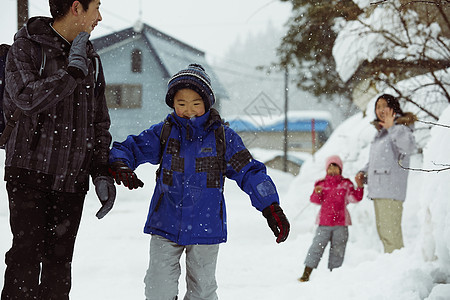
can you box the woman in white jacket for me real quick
[355,94,417,253]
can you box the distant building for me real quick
[226,110,333,153]
[249,148,311,176]
[92,21,228,141]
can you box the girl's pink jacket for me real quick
[310,175,364,226]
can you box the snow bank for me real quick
[418,106,450,271]
[284,93,450,298]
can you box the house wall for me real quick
[99,38,171,142]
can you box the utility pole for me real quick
[17,0,29,30]
[283,66,289,173]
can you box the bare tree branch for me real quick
[417,119,450,128]
[430,70,450,102]
[398,159,450,172]
[371,0,450,8]
[400,0,450,10]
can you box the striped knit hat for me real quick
[165,64,216,111]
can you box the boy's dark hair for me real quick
[374,94,404,121]
[49,0,92,20]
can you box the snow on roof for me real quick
[249,147,312,165]
[225,110,333,132]
[92,23,228,99]
[143,30,228,99]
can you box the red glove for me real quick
[262,203,290,243]
[109,161,144,190]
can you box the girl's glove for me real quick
[262,203,290,243]
[109,161,144,190]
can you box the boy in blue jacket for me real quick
[109,64,290,300]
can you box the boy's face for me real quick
[327,163,341,176]
[78,0,102,33]
[173,89,206,119]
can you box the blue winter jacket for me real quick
[109,109,279,245]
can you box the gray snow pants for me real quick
[304,226,348,270]
[144,234,219,300]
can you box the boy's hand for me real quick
[262,203,290,243]
[314,186,323,194]
[109,161,144,190]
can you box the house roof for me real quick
[92,22,228,99]
[249,147,312,165]
[226,110,333,132]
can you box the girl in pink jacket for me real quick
[299,155,364,282]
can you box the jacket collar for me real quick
[168,108,223,130]
[325,174,343,183]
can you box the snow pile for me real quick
[418,107,450,269]
[284,100,450,299]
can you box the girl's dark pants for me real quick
[1,182,85,300]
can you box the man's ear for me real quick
[71,1,81,16]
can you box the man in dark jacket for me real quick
[1,1,115,299]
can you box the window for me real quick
[105,84,142,109]
[131,49,142,73]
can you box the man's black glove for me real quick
[94,176,116,219]
[68,31,90,79]
[262,203,290,243]
[109,161,144,190]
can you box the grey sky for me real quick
[1,0,291,60]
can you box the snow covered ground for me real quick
[1,104,450,299]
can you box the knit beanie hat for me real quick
[325,155,343,174]
[165,64,216,111]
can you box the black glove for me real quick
[68,31,90,79]
[94,176,116,219]
[109,161,144,190]
[262,203,290,243]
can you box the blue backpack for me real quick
[0,43,45,148]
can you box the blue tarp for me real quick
[227,119,330,132]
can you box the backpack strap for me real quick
[214,125,226,172]
[155,117,173,180]
[0,108,21,148]
[214,125,227,190]
[39,46,46,76]
[92,56,102,97]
